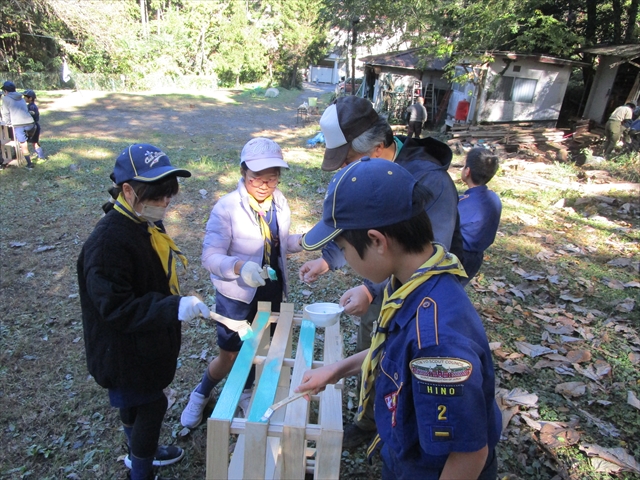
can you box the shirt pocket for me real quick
[378,353,410,450]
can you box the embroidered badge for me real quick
[431,426,454,441]
[410,357,472,384]
[384,390,399,427]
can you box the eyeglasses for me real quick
[247,176,279,188]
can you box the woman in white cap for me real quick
[77,144,210,480]
[181,137,303,428]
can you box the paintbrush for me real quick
[209,311,254,341]
[260,390,312,422]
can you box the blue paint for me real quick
[210,310,271,421]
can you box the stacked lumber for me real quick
[449,124,566,145]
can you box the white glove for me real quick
[178,296,210,321]
[240,261,266,287]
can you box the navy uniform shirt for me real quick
[374,273,501,479]
[458,185,502,280]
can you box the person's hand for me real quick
[240,261,266,287]
[339,285,373,316]
[299,258,330,283]
[295,365,337,398]
[178,296,210,321]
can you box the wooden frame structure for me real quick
[0,123,25,166]
[206,302,343,480]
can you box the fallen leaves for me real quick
[579,444,640,475]
[514,341,557,358]
[628,391,640,411]
[555,381,586,397]
[539,422,581,448]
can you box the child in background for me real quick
[458,148,502,286]
[22,90,44,160]
[181,137,303,428]
[296,157,501,479]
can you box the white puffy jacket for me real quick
[202,179,302,304]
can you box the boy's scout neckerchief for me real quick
[357,244,466,424]
[247,194,274,266]
[113,193,187,295]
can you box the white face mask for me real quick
[131,191,168,223]
[139,204,167,223]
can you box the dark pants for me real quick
[119,394,168,459]
[407,121,423,140]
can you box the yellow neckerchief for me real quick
[247,194,274,265]
[113,193,187,295]
[357,244,466,422]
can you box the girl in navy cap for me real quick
[77,144,209,480]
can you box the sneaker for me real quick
[236,388,253,418]
[341,422,376,449]
[124,445,184,468]
[127,474,177,480]
[180,388,214,428]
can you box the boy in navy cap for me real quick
[296,158,501,479]
[22,89,45,160]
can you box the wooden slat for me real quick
[207,305,271,480]
[315,320,344,480]
[210,307,272,421]
[281,314,316,479]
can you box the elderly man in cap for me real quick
[299,95,464,447]
[1,81,35,168]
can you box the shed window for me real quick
[487,76,537,103]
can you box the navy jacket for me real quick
[77,208,182,392]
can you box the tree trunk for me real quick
[585,0,597,44]
[140,0,148,38]
[613,0,622,43]
[625,0,639,42]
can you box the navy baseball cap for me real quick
[2,81,16,92]
[302,157,419,250]
[112,144,191,185]
[320,96,379,172]
[23,89,36,99]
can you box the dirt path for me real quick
[44,82,336,148]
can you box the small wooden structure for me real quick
[206,302,343,480]
[0,123,25,166]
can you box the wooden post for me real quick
[315,320,344,480]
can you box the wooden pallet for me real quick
[206,302,343,480]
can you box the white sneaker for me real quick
[236,389,253,418]
[180,388,214,428]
